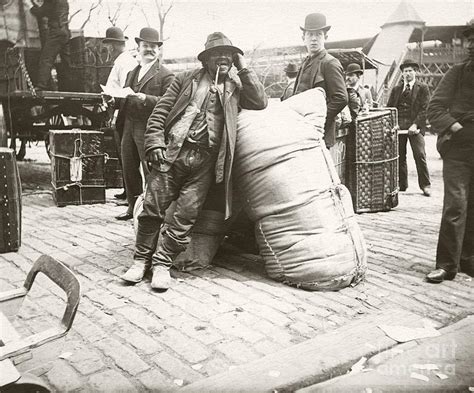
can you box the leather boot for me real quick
[121,218,160,283]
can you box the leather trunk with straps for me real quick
[49,129,106,206]
[0,148,21,253]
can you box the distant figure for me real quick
[103,27,138,90]
[280,63,298,101]
[425,22,474,283]
[345,63,373,117]
[114,28,174,221]
[387,59,431,196]
[292,13,348,148]
[30,0,70,90]
[103,26,138,201]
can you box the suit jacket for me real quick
[293,50,348,147]
[145,67,267,219]
[387,80,430,133]
[427,61,474,155]
[116,60,174,136]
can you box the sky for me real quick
[73,0,474,59]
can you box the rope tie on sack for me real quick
[50,133,106,204]
[354,156,398,165]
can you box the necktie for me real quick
[403,84,411,96]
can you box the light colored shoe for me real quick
[121,261,149,283]
[422,186,431,197]
[151,265,172,290]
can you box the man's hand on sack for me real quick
[147,148,167,166]
[408,124,420,135]
[450,122,463,133]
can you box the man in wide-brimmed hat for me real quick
[425,20,474,283]
[120,32,267,290]
[281,63,298,101]
[114,27,174,221]
[292,13,348,148]
[345,63,373,116]
[387,58,431,197]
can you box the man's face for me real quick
[138,41,159,63]
[302,30,326,55]
[346,72,360,87]
[204,48,234,79]
[467,32,474,61]
[402,66,416,83]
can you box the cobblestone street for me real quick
[1,134,473,392]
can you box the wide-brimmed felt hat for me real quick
[197,32,243,61]
[284,63,298,74]
[135,27,162,47]
[103,27,128,43]
[300,13,331,32]
[399,59,420,71]
[345,63,364,76]
[463,18,474,37]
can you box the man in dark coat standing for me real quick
[114,28,174,220]
[292,13,348,148]
[30,0,70,90]
[425,22,474,283]
[120,32,267,290]
[387,59,431,196]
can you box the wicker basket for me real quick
[349,108,399,213]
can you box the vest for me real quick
[397,87,412,130]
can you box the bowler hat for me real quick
[399,59,419,71]
[463,18,474,37]
[197,32,243,62]
[300,13,331,32]
[284,63,298,74]
[345,63,364,76]
[103,26,128,43]
[135,27,162,47]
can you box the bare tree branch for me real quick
[68,9,81,24]
[80,0,103,30]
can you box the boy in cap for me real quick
[114,27,174,220]
[292,13,348,148]
[121,32,267,290]
[345,63,373,115]
[387,59,431,197]
[281,63,298,101]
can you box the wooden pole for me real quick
[0,105,7,147]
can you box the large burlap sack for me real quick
[133,184,226,271]
[235,89,367,290]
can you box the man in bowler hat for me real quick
[292,13,348,148]
[425,21,474,283]
[281,63,298,101]
[345,63,373,116]
[115,27,174,220]
[120,32,267,289]
[387,59,431,197]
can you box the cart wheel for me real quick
[3,373,50,393]
[44,114,65,158]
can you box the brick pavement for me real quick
[1,135,473,392]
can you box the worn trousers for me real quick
[121,117,149,214]
[37,27,70,90]
[135,141,217,268]
[436,127,474,273]
[398,133,431,190]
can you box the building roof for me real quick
[382,0,425,27]
[409,25,470,43]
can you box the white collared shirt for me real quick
[404,79,415,91]
[138,59,158,82]
[106,51,138,89]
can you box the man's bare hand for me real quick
[147,148,166,165]
[408,124,420,135]
[233,53,247,70]
[450,122,463,133]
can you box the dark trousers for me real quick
[398,133,431,190]
[121,117,149,214]
[37,27,70,90]
[136,141,217,268]
[436,128,474,273]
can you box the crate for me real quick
[101,127,123,188]
[49,129,106,206]
[0,148,21,253]
[349,108,399,213]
